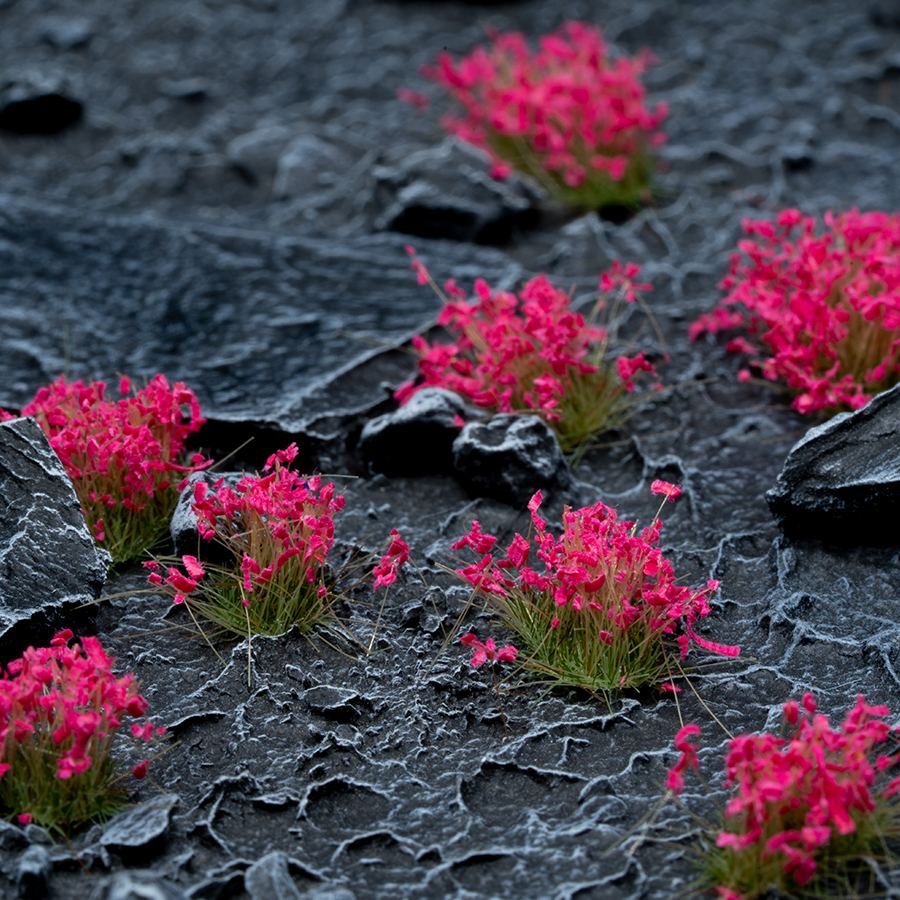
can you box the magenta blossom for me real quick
[460,633,519,668]
[373,530,411,590]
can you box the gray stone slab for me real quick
[0,416,106,644]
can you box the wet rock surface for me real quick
[0,0,898,898]
[452,414,571,505]
[767,384,900,539]
[0,417,106,649]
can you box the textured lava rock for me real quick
[227,124,294,184]
[358,388,478,475]
[767,384,900,538]
[244,851,321,899]
[91,872,185,900]
[38,18,94,51]
[373,141,540,244]
[16,845,50,899]
[452,414,571,506]
[0,197,518,435]
[0,417,106,646]
[273,134,351,199]
[100,795,178,854]
[0,73,82,134]
[0,2,899,898]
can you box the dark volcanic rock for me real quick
[767,385,900,538]
[358,388,478,475]
[226,124,294,184]
[100,795,178,853]
[0,73,82,135]
[0,197,517,438]
[38,18,94,51]
[16,845,50,899]
[273,134,350,199]
[373,141,540,245]
[1,1,899,898]
[244,851,320,899]
[870,1,900,27]
[91,871,185,900]
[0,417,106,647]
[452,414,571,506]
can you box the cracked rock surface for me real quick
[0,0,898,898]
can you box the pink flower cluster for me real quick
[452,487,738,659]
[372,530,411,590]
[151,443,344,608]
[0,630,158,792]
[460,633,518,668]
[397,252,654,438]
[669,695,900,893]
[424,21,667,205]
[691,210,900,414]
[0,375,208,544]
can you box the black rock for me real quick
[170,471,244,556]
[0,822,27,853]
[372,141,540,245]
[452,415,571,506]
[38,18,94,51]
[244,851,320,899]
[767,384,900,539]
[273,134,350,198]
[870,0,900,28]
[0,74,83,135]
[227,124,294,184]
[304,685,363,722]
[100,795,178,854]
[0,198,518,437]
[0,417,107,648]
[159,78,209,103]
[358,388,477,475]
[90,872,186,900]
[16,845,50,899]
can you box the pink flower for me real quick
[666,724,701,796]
[373,529,411,590]
[459,633,518,668]
[706,694,900,892]
[691,210,899,415]
[617,352,656,391]
[422,22,667,209]
[0,374,208,559]
[182,555,206,581]
[396,87,429,109]
[599,261,653,303]
[396,262,655,450]
[151,446,344,621]
[453,482,739,684]
[650,480,682,502]
[0,635,158,827]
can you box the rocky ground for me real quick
[0,0,898,897]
